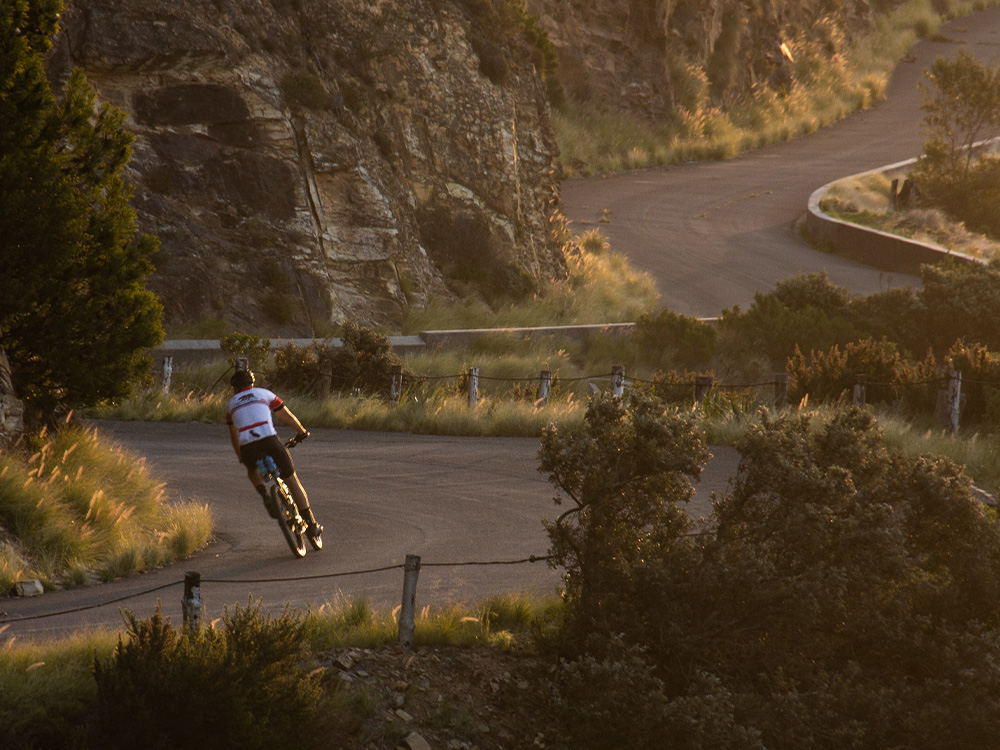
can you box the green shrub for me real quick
[270,320,405,397]
[542,402,1000,747]
[944,339,1000,424]
[633,308,717,371]
[220,332,271,372]
[787,337,914,405]
[90,601,329,750]
[717,274,859,379]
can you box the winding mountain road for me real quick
[563,7,1000,317]
[6,9,1000,642]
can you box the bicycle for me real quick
[256,433,322,558]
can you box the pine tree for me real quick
[0,0,163,419]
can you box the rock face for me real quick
[527,0,888,122]
[49,0,565,333]
[0,347,24,449]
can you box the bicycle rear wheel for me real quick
[272,485,306,558]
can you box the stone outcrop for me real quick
[48,0,565,333]
[527,0,891,123]
[0,346,24,449]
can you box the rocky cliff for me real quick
[527,0,893,123]
[48,0,565,334]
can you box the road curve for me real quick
[563,7,1000,317]
[0,421,738,641]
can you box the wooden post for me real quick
[611,365,625,398]
[695,375,714,402]
[948,370,962,435]
[182,571,202,630]
[889,178,899,210]
[319,361,332,398]
[389,365,402,407]
[398,555,421,650]
[467,367,479,410]
[853,374,867,407]
[537,369,552,404]
[236,356,248,372]
[774,373,788,409]
[162,355,173,394]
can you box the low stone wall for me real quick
[806,157,985,275]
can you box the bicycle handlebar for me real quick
[286,431,310,448]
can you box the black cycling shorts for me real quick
[239,435,295,479]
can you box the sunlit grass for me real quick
[0,422,213,592]
[402,227,659,334]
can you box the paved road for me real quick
[563,7,1000,317]
[0,421,738,641]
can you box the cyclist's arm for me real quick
[275,404,308,436]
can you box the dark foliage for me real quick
[1,0,163,420]
[542,401,1000,748]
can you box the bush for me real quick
[787,337,915,405]
[539,390,709,645]
[541,402,1000,747]
[220,332,271,372]
[717,275,859,379]
[270,320,405,397]
[90,601,329,750]
[944,339,1000,424]
[633,308,717,371]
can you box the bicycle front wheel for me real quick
[272,485,306,558]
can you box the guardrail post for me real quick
[389,365,402,407]
[774,373,788,409]
[611,366,625,398]
[398,555,421,650]
[319,361,332,398]
[948,370,962,435]
[182,571,202,630]
[695,375,714,402]
[536,369,551,404]
[853,374,867,407]
[467,367,479,409]
[162,355,173,394]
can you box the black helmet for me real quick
[231,369,255,391]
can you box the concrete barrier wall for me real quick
[806,157,985,275]
[152,324,638,366]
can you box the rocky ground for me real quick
[320,644,561,750]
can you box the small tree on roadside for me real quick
[538,390,709,645]
[918,50,1000,181]
[911,51,1000,236]
[1,0,163,420]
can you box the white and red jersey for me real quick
[226,387,284,445]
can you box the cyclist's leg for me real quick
[284,472,321,535]
[240,442,276,516]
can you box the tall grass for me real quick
[557,0,1000,176]
[0,594,563,749]
[0,421,213,592]
[402,226,659,333]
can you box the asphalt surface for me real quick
[1,421,737,641]
[562,7,1000,317]
[8,8,1000,643]
[0,420,737,641]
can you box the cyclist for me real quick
[226,369,323,542]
